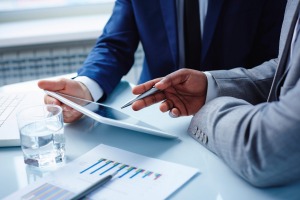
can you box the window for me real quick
[0,0,114,12]
[0,0,114,22]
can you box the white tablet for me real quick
[45,91,177,139]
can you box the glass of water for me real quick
[16,104,65,168]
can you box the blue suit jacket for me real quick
[78,0,286,97]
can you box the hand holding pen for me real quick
[123,69,208,118]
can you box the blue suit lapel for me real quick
[160,0,178,65]
[202,0,224,62]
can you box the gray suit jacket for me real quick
[188,0,300,187]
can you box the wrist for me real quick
[203,72,218,103]
[74,76,104,101]
[78,82,93,101]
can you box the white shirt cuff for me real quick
[203,72,218,103]
[74,76,104,101]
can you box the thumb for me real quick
[38,78,68,91]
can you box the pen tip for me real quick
[120,103,130,109]
[112,171,118,177]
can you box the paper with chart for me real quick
[5,144,199,200]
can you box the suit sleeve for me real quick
[209,58,278,104]
[188,78,300,187]
[78,0,139,97]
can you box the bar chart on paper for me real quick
[5,144,199,200]
[20,183,75,200]
[79,158,162,180]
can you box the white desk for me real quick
[1,79,300,200]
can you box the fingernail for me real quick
[62,106,70,111]
[169,111,178,118]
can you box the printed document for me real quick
[5,144,199,200]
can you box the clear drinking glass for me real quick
[17,104,65,168]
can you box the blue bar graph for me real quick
[79,158,162,181]
[130,169,144,179]
[100,162,120,175]
[80,158,106,174]
[143,171,153,178]
[90,160,113,174]
[119,167,136,178]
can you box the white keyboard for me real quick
[0,94,24,126]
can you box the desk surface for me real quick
[1,79,300,200]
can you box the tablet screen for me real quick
[58,92,157,127]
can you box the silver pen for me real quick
[121,86,160,109]
[70,171,118,200]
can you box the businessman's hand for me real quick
[132,69,208,117]
[38,78,93,123]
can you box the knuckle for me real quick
[150,95,157,104]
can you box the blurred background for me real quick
[0,0,144,86]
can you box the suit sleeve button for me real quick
[203,134,208,144]
[199,131,203,141]
[192,126,198,135]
